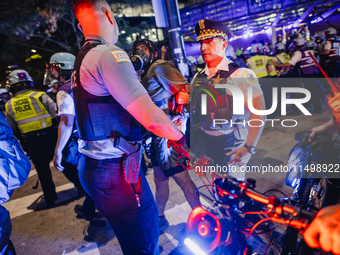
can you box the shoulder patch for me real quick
[58,90,67,99]
[242,69,257,85]
[110,50,131,63]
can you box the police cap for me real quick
[195,19,231,42]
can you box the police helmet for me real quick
[251,43,263,54]
[325,27,337,36]
[262,45,270,55]
[7,69,33,94]
[305,39,316,49]
[294,37,305,46]
[131,38,159,71]
[0,88,9,95]
[50,52,75,70]
[275,42,285,51]
[44,52,75,86]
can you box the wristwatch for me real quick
[243,143,256,154]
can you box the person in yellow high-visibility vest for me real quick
[263,46,277,77]
[246,45,268,78]
[274,42,291,77]
[5,69,59,208]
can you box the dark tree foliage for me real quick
[0,0,158,84]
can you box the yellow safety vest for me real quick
[265,56,277,76]
[5,91,54,134]
[276,52,290,63]
[275,53,291,76]
[246,55,268,78]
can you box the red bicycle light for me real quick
[187,206,222,252]
[198,223,209,237]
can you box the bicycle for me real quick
[184,175,321,255]
[170,144,330,255]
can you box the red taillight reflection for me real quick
[187,206,222,252]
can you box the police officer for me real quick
[191,19,266,180]
[45,52,84,191]
[247,44,268,78]
[319,27,340,78]
[273,37,322,113]
[72,1,186,254]
[131,38,200,231]
[274,42,291,77]
[5,69,59,207]
[50,52,97,219]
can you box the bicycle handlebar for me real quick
[215,176,317,230]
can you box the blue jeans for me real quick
[78,154,159,255]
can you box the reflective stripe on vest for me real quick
[266,56,277,76]
[5,91,53,134]
[299,49,317,75]
[246,55,267,78]
[330,39,340,57]
[276,53,290,63]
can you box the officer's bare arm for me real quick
[273,61,292,68]
[245,94,266,147]
[53,114,74,170]
[55,115,74,152]
[126,94,183,140]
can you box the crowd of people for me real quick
[0,0,339,254]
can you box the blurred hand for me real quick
[176,91,190,105]
[304,204,340,254]
[226,147,249,165]
[53,151,64,171]
[308,125,324,142]
[308,121,336,142]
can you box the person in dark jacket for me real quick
[132,38,200,231]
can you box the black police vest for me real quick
[298,48,318,76]
[73,41,142,141]
[191,63,239,129]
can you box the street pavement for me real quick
[3,103,333,255]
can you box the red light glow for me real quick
[198,223,209,236]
